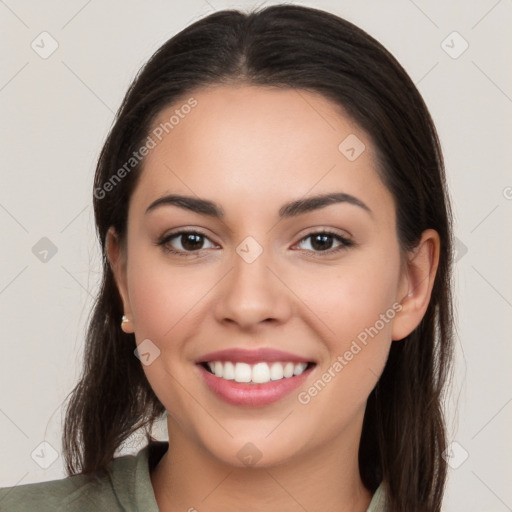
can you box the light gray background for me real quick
[1,1,511,510]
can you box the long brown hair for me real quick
[63,5,455,511]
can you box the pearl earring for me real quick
[121,314,134,334]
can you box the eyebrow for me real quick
[145,192,372,219]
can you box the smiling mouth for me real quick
[199,360,316,385]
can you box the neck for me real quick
[150,415,372,512]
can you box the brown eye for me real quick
[179,233,205,251]
[157,230,217,255]
[296,231,353,254]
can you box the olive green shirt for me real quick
[0,441,386,511]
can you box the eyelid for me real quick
[295,225,353,242]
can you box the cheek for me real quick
[126,247,210,340]
[125,251,207,413]
[293,271,398,436]
[291,248,400,391]
[297,253,400,341]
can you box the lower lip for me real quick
[197,364,315,407]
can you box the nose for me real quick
[213,245,293,331]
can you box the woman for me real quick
[0,4,454,511]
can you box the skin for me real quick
[107,85,440,512]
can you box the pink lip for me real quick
[196,347,314,364]
[196,363,315,407]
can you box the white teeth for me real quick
[223,361,235,380]
[252,362,270,383]
[234,362,252,382]
[270,362,284,380]
[293,363,307,376]
[214,361,223,378]
[206,360,310,384]
[283,362,294,378]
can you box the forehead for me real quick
[129,85,393,222]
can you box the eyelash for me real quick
[155,229,354,257]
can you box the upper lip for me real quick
[196,348,314,364]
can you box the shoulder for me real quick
[0,447,149,512]
[0,472,115,512]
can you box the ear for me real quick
[392,229,441,341]
[106,226,134,334]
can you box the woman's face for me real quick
[109,85,421,468]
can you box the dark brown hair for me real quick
[63,5,455,511]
